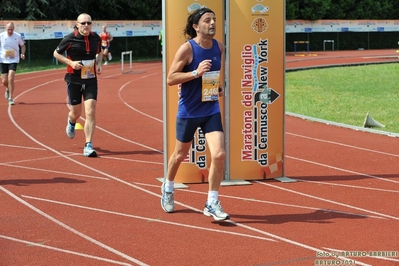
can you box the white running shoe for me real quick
[5,88,9,100]
[161,182,175,213]
[8,98,14,105]
[104,61,108,65]
[203,200,230,221]
[108,53,112,61]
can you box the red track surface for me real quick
[1,50,399,266]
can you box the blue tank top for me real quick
[177,39,221,118]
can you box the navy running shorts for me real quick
[176,112,223,143]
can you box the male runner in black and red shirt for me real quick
[53,13,103,157]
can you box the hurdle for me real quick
[121,51,146,74]
[323,40,334,51]
[121,51,133,74]
[294,41,310,54]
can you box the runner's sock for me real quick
[207,191,218,205]
[165,180,174,193]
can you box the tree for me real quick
[0,0,162,20]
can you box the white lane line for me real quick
[287,155,399,184]
[0,186,148,266]
[22,192,371,265]
[287,132,399,158]
[297,179,399,194]
[134,182,389,220]
[136,182,381,220]
[88,155,162,165]
[11,79,61,106]
[0,163,109,180]
[0,143,46,151]
[133,182,382,219]
[15,71,66,82]
[62,151,163,165]
[22,195,277,243]
[257,181,399,221]
[118,72,163,123]
[0,234,132,266]
[94,124,162,153]
[3,154,77,165]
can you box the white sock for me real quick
[207,191,218,205]
[165,180,174,193]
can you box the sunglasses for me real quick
[78,21,92,26]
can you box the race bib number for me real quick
[81,59,96,79]
[201,71,220,102]
[101,40,108,47]
[5,49,15,59]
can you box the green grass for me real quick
[286,63,399,133]
[17,59,65,73]
[17,56,160,74]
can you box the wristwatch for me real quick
[192,70,198,78]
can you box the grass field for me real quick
[286,62,399,133]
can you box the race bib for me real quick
[5,49,15,59]
[201,71,220,102]
[101,40,108,47]
[81,59,96,79]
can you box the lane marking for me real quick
[22,195,277,242]
[0,143,46,151]
[0,186,148,266]
[257,181,399,221]
[61,151,163,165]
[133,182,382,219]
[3,154,77,165]
[297,179,399,194]
[287,155,399,184]
[0,234,132,266]
[0,163,109,180]
[118,72,163,123]
[287,132,399,158]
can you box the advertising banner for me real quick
[285,20,399,33]
[227,0,285,180]
[163,0,224,183]
[0,20,161,40]
[1,18,398,41]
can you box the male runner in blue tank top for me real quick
[161,7,229,221]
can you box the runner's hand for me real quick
[96,62,102,74]
[218,86,224,97]
[71,61,83,70]
[197,59,212,76]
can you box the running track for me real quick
[1,50,398,266]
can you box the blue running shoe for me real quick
[203,200,230,221]
[83,142,97,157]
[161,182,174,213]
[66,118,75,139]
